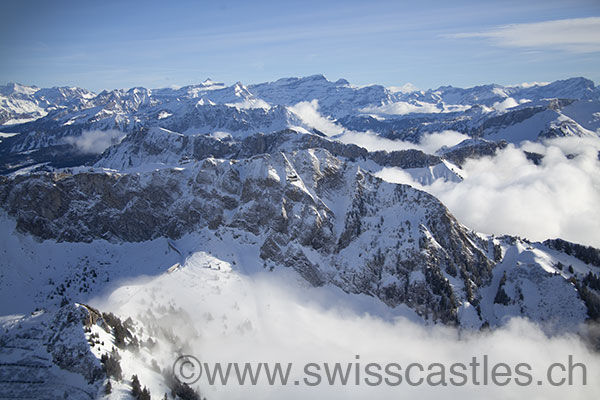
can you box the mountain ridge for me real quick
[1,75,598,176]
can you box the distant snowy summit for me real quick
[1,75,597,123]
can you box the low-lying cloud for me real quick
[492,97,519,111]
[64,129,126,154]
[418,131,472,154]
[95,265,600,400]
[280,99,600,248]
[289,100,344,136]
[360,101,443,115]
[376,137,600,248]
[338,129,470,154]
[288,99,470,154]
[387,83,419,94]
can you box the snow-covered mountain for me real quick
[0,82,96,125]
[1,76,598,175]
[1,149,599,398]
[1,76,599,399]
[396,77,598,107]
[2,147,597,325]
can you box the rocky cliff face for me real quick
[1,76,597,331]
[0,305,104,400]
[0,148,494,323]
[1,145,594,328]
[93,128,442,172]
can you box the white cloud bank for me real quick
[448,17,600,53]
[337,130,470,154]
[64,129,126,154]
[387,83,419,93]
[361,102,443,115]
[376,136,600,248]
[492,97,520,111]
[289,100,600,248]
[289,100,345,135]
[288,99,470,154]
[95,265,600,400]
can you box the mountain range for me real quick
[0,75,599,399]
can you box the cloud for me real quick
[94,266,600,400]
[289,100,345,136]
[361,102,473,115]
[376,137,600,248]
[337,131,416,152]
[64,129,125,154]
[492,97,519,111]
[417,131,471,154]
[360,102,443,115]
[287,100,469,155]
[507,82,551,89]
[337,130,470,155]
[447,17,600,53]
[387,83,419,93]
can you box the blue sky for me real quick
[1,0,599,91]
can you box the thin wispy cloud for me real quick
[447,17,600,53]
[63,129,125,154]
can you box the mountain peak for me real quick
[552,76,595,89]
[302,74,328,82]
[0,82,39,96]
